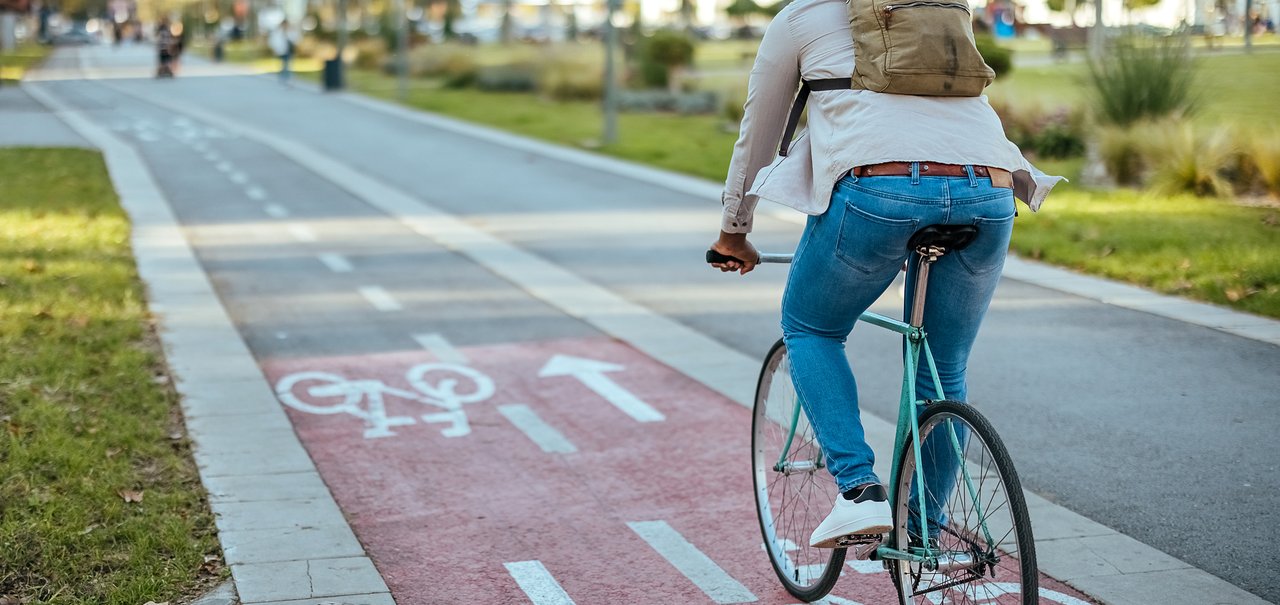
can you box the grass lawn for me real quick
[986,49,1280,128]
[0,42,51,84]
[1013,186,1280,317]
[0,149,224,603]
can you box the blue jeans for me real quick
[279,53,292,82]
[781,165,1016,511]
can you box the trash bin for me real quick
[323,59,344,91]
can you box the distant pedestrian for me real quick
[268,19,299,84]
[155,18,181,78]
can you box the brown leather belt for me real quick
[851,162,1013,188]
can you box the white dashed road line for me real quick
[247,186,267,201]
[496,404,577,454]
[358,286,402,312]
[263,203,289,218]
[627,521,757,604]
[412,332,468,364]
[317,252,353,273]
[504,560,577,605]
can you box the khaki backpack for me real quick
[848,0,995,96]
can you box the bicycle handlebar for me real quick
[705,250,794,265]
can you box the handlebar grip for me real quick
[706,249,743,265]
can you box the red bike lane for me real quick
[262,336,1093,605]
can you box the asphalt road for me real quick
[31,45,1280,603]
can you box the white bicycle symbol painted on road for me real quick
[275,363,495,439]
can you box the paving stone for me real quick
[246,593,395,605]
[204,471,332,503]
[233,557,388,603]
[179,377,286,418]
[195,442,316,478]
[1079,533,1192,575]
[1069,568,1272,605]
[212,497,347,533]
[1035,537,1124,582]
[222,524,364,565]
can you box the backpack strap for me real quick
[778,78,851,157]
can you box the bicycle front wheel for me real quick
[890,401,1037,604]
[752,338,845,602]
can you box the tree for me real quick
[725,0,764,19]
[1045,0,1086,27]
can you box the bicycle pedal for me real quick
[834,534,881,548]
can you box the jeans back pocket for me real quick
[835,202,922,275]
[955,213,1016,276]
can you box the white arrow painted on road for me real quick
[538,355,664,422]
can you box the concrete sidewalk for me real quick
[21,45,1280,605]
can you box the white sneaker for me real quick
[809,484,893,548]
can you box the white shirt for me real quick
[268,25,297,57]
[721,0,1063,233]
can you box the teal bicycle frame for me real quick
[771,246,997,571]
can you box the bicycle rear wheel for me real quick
[752,339,845,601]
[889,401,1037,604]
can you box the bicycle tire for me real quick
[752,338,846,601]
[889,400,1037,605]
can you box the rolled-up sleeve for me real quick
[721,12,801,234]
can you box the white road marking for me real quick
[846,558,885,574]
[539,355,664,422]
[216,161,233,173]
[204,151,220,162]
[286,223,317,242]
[263,203,289,218]
[246,186,267,201]
[412,333,468,364]
[627,521,757,604]
[317,252,353,273]
[359,286,402,312]
[504,560,577,605]
[229,171,248,184]
[496,404,577,454]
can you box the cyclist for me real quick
[710,0,1061,548]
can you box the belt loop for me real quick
[847,167,859,183]
[910,162,920,185]
[964,165,978,187]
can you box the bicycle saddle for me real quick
[908,225,979,253]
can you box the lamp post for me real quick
[396,0,409,100]
[1089,0,1104,59]
[602,0,620,145]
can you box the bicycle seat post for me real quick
[908,245,947,331]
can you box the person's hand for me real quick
[710,231,760,275]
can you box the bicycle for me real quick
[710,224,1037,604]
[274,363,495,439]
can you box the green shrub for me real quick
[723,95,745,123]
[1096,123,1152,186]
[990,101,1086,159]
[540,58,603,101]
[1147,124,1236,197]
[476,63,539,92]
[407,46,478,87]
[1087,31,1196,126]
[1252,132,1280,198]
[975,34,1013,79]
[637,31,695,89]
[542,69,603,101]
[352,38,388,70]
